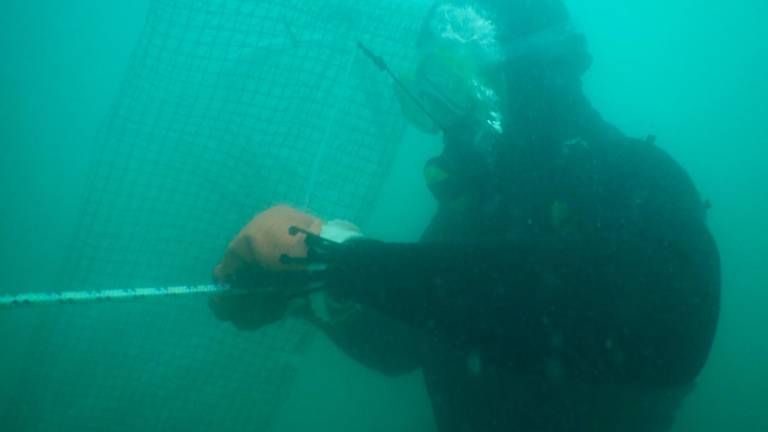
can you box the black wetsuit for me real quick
[319,77,720,431]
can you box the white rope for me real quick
[0,284,228,309]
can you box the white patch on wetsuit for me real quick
[320,220,363,243]
[466,352,483,376]
[309,292,332,323]
[546,356,565,382]
[561,137,589,156]
[309,220,363,322]
[605,337,614,350]
[547,330,565,382]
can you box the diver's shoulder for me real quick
[613,133,694,183]
[604,132,709,223]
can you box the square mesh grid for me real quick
[1,0,432,431]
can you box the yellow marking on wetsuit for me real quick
[424,163,449,185]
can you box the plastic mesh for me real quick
[69,0,429,291]
[1,0,431,431]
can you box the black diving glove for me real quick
[208,267,308,331]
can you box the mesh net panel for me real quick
[1,0,432,431]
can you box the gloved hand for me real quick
[209,205,323,330]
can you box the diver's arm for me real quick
[309,237,549,377]
[324,237,566,352]
[307,301,424,376]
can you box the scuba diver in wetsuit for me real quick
[209,1,720,431]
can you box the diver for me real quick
[209,1,721,431]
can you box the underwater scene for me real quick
[1,1,766,431]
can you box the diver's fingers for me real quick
[213,255,239,284]
[214,235,255,283]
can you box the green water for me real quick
[1,1,766,431]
